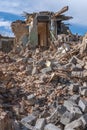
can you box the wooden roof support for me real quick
[54,15,73,21]
[53,6,69,17]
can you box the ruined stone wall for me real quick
[0,36,14,53]
[11,20,29,43]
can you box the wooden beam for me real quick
[53,6,69,17]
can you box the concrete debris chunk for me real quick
[68,84,79,93]
[79,86,87,97]
[57,105,67,117]
[13,120,20,130]
[32,66,38,75]
[71,71,84,78]
[78,99,87,113]
[64,99,82,118]
[26,65,33,75]
[60,111,74,125]
[69,56,78,64]
[44,123,62,130]
[46,108,59,124]
[64,119,83,130]
[70,106,82,119]
[27,94,36,105]
[21,114,36,126]
[70,94,80,104]
[35,118,46,130]
[40,67,52,74]
[80,114,87,128]
[64,100,77,111]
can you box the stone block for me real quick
[69,56,77,65]
[70,106,82,119]
[57,105,67,117]
[72,64,83,71]
[21,114,36,126]
[64,100,77,111]
[35,118,46,130]
[60,111,74,125]
[70,94,80,104]
[12,105,20,116]
[78,99,87,113]
[64,100,82,118]
[76,64,82,69]
[32,66,38,75]
[68,84,79,93]
[40,67,52,74]
[13,120,20,130]
[80,114,87,128]
[44,123,61,130]
[64,119,83,130]
[79,86,87,97]
[26,65,33,75]
[46,108,59,124]
[27,94,36,105]
[47,105,66,124]
[71,71,83,78]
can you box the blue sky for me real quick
[0,0,87,36]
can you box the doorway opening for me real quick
[37,22,49,47]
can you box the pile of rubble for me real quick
[0,33,87,130]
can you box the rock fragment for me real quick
[35,118,46,130]
[44,123,61,130]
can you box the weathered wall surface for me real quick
[11,20,29,43]
[0,36,14,53]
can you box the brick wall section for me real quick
[11,20,29,43]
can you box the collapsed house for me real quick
[11,6,73,48]
[0,5,87,130]
[0,33,87,130]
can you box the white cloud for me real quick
[0,29,14,37]
[0,0,67,14]
[0,0,87,28]
[0,19,11,27]
[0,18,13,36]
[0,0,87,27]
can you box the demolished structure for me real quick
[0,6,87,130]
[11,6,73,48]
